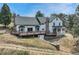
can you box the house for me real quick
[38,17,65,39]
[12,15,65,40]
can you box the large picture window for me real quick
[27,28,33,32]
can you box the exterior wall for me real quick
[38,35,44,40]
[61,27,65,35]
[15,25,36,32]
[49,18,62,27]
[49,20,52,33]
[49,18,63,33]
[25,26,36,32]
[16,25,20,32]
[57,27,65,36]
[52,18,62,26]
[39,24,46,32]
[15,17,65,40]
[57,28,63,35]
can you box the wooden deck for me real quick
[11,31,45,36]
[45,32,57,36]
[11,30,57,36]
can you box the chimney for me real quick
[13,13,16,26]
[46,17,49,34]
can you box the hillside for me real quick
[0,33,72,55]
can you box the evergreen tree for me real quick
[35,11,44,24]
[68,15,74,30]
[75,5,79,16]
[35,11,44,17]
[1,3,12,28]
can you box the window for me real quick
[59,23,60,26]
[19,25,25,32]
[20,28,24,32]
[42,28,44,30]
[58,28,61,32]
[36,26,39,31]
[27,28,33,32]
[53,23,55,26]
[62,28,64,31]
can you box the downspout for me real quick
[13,13,16,26]
[13,13,16,32]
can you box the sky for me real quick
[0,3,78,17]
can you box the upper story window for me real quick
[53,23,55,26]
[59,23,60,26]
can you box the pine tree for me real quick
[35,11,44,24]
[35,11,44,17]
[1,3,12,28]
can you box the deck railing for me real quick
[11,30,57,36]
[19,31,45,36]
[11,31,45,36]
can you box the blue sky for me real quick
[0,3,78,16]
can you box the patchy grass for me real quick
[0,33,73,55]
[0,48,29,55]
[58,33,76,53]
[0,34,56,50]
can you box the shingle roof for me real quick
[15,16,39,25]
[14,16,62,25]
[37,17,47,24]
[37,17,57,24]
